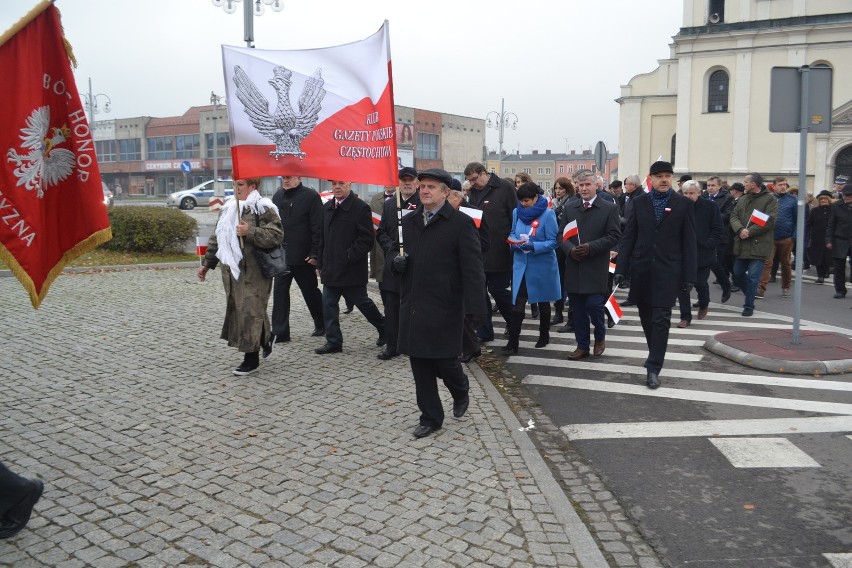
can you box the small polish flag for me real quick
[562,219,579,242]
[371,211,381,232]
[604,293,623,324]
[749,209,770,227]
[506,236,527,245]
[459,206,483,228]
[196,237,209,256]
[609,261,616,273]
[319,191,334,204]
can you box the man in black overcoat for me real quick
[464,162,517,342]
[395,169,487,439]
[826,183,852,299]
[267,175,324,353]
[676,181,723,326]
[705,175,734,302]
[315,180,385,354]
[614,161,697,389]
[375,168,420,360]
[0,461,43,539]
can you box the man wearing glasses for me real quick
[463,162,518,343]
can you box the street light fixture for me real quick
[211,0,284,48]
[209,92,225,197]
[83,77,111,124]
[485,98,518,170]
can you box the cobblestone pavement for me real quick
[1,267,661,567]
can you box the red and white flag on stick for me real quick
[609,261,616,274]
[371,211,381,232]
[459,206,482,228]
[562,219,579,243]
[222,21,398,186]
[196,237,209,256]
[604,291,623,325]
[749,209,770,227]
[0,1,112,308]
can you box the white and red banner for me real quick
[459,206,482,228]
[749,209,770,227]
[0,2,112,308]
[562,219,579,243]
[222,21,398,186]
[196,236,209,256]
[604,293,623,325]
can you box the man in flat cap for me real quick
[614,160,696,389]
[395,168,486,438]
[826,183,852,299]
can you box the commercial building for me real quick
[617,0,852,190]
[486,150,619,192]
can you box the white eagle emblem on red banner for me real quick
[6,106,76,198]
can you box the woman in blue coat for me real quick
[504,183,562,353]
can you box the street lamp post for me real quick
[83,77,111,124]
[209,92,224,198]
[211,0,284,48]
[485,99,518,173]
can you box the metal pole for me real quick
[243,0,254,47]
[213,114,219,189]
[498,97,505,159]
[87,77,94,123]
[792,65,810,344]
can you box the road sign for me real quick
[180,160,192,174]
[769,66,832,133]
[594,141,607,173]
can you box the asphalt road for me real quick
[503,274,852,568]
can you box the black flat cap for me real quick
[417,168,453,187]
[649,161,674,175]
[399,166,418,179]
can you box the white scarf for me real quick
[215,190,279,280]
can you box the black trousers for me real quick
[322,285,384,348]
[636,304,672,374]
[709,245,731,293]
[477,270,513,341]
[271,264,324,336]
[0,461,29,514]
[410,357,469,428]
[833,254,852,294]
[380,287,400,353]
[462,315,479,357]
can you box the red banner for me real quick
[222,21,398,186]
[0,2,112,308]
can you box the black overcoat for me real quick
[271,183,322,265]
[376,192,420,293]
[466,173,517,273]
[693,197,724,268]
[826,200,852,259]
[317,192,374,287]
[615,190,697,307]
[559,198,621,295]
[398,201,487,358]
[806,205,832,266]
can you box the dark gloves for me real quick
[682,281,694,294]
[520,242,535,252]
[569,244,590,261]
[391,252,409,275]
[613,273,625,287]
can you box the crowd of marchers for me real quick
[196,163,852,436]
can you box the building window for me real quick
[545,167,551,175]
[537,167,544,175]
[567,165,573,173]
[118,139,141,161]
[542,181,551,190]
[707,0,724,23]
[523,168,531,174]
[671,134,677,168]
[578,164,586,171]
[708,70,729,112]
[416,132,439,160]
[511,168,516,174]
[205,132,231,158]
[95,140,116,162]
[175,134,200,159]
[559,165,564,174]
[147,136,174,160]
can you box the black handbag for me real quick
[253,213,289,278]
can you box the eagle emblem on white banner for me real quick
[233,65,326,160]
[6,106,75,198]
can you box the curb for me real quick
[0,262,198,278]
[703,337,852,376]
[466,360,610,568]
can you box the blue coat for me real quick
[509,207,562,304]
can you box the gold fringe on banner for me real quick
[0,0,54,50]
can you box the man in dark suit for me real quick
[394,169,486,438]
[315,180,385,354]
[267,175,324,354]
[375,168,420,360]
[676,180,723,326]
[614,161,697,389]
[706,175,734,303]
[464,162,517,343]
[560,171,621,359]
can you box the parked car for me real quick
[102,182,113,207]
[166,179,234,210]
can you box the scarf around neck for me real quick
[215,190,279,280]
[516,195,548,225]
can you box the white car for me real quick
[166,179,234,210]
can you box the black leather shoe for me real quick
[550,312,564,326]
[692,301,700,308]
[262,335,275,359]
[376,332,386,347]
[834,292,846,299]
[233,361,259,376]
[413,424,440,438]
[646,371,660,389]
[556,323,573,333]
[310,327,325,337]
[459,351,481,363]
[721,289,731,303]
[621,300,635,307]
[314,343,342,355]
[376,349,398,360]
[0,478,44,539]
[453,397,469,419]
[343,305,354,314]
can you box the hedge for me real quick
[103,206,198,253]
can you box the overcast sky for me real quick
[2,0,683,157]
